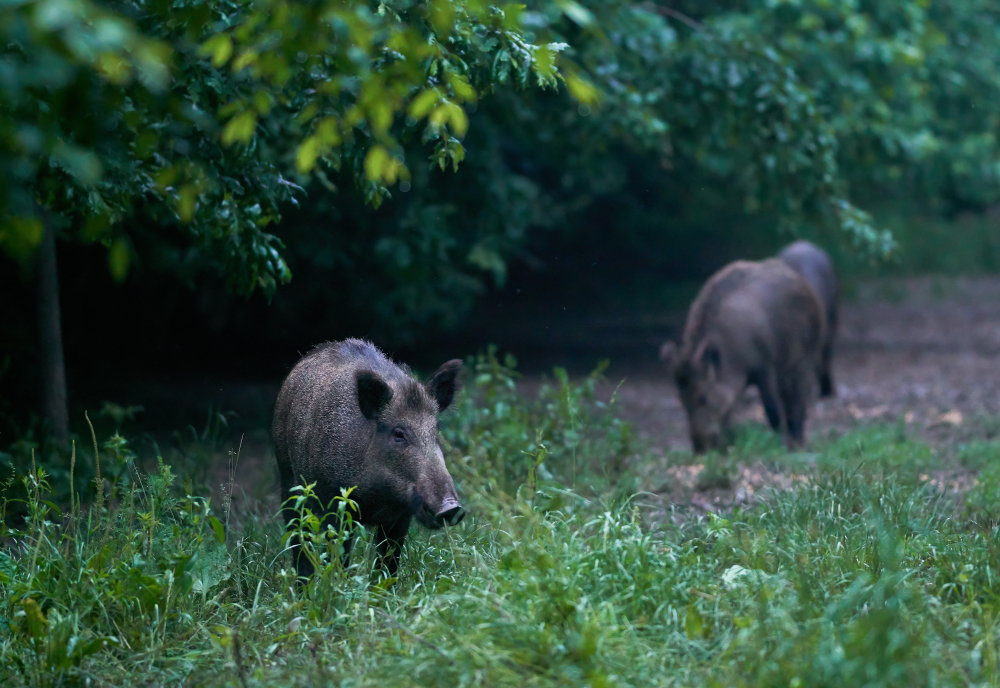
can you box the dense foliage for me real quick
[233,0,1000,338]
[6,0,1000,313]
[0,0,571,294]
[4,354,1000,685]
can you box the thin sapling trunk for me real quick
[37,215,69,445]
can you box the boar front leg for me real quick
[819,341,835,398]
[752,369,784,433]
[376,516,412,579]
[278,469,315,580]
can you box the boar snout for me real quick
[415,494,466,529]
[436,497,466,527]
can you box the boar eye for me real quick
[392,427,407,444]
[698,395,707,406]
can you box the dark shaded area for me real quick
[0,189,773,439]
[2,168,999,443]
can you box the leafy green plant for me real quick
[441,347,633,498]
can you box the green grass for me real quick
[4,351,1000,686]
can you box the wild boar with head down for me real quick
[778,240,839,397]
[272,339,465,579]
[659,259,824,453]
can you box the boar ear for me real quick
[356,370,393,420]
[427,359,463,412]
[659,341,678,371]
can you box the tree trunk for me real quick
[37,216,69,445]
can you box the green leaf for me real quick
[233,50,258,72]
[0,217,43,263]
[79,636,121,657]
[21,599,47,641]
[51,142,102,185]
[428,0,455,35]
[254,90,272,115]
[565,72,599,106]
[373,576,397,591]
[178,185,198,223]
[409,89,441,119]
[108,237,130,283]
[684,602,703,640]
[448,74,477,102]
[200,34,233,68]
[500,3,526,30]
[467,243,506,283]
[315,117,341,146]
[208,515,226,544]
[98,51,131,84]
[294,103,319,126]
[557,0,593,26]
[221,111,257,146]
[446,102,469,137]
[209,624,233,648]
[41,500,64,517]
[296,136,321,174]
[364,145,390,182]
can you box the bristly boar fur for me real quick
[272,339,465,579]
[659,259,825,453]
[778,240,839,397]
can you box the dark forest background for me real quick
[3,180,998,437]
[5,0,1000,440]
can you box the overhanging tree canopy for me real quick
[9,0,996,295]
[252,0,1000,341]
[0,0,579,294]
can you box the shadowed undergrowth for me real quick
[3,350,1000,686]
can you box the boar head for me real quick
[660,340,737,453]
[355,359,466,528]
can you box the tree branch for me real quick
[645,3,705,32]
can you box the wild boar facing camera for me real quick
[272,339,465,579]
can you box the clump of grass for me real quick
[3,352,1000,686]
[728,422,787,461]
[696,451,733,491]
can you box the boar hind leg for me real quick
[292,537,314,580]
[376,517,412,579]
[819,349,835,398]
[751,370,784,433]
[778,375,809,448]
[820,371,834,398]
